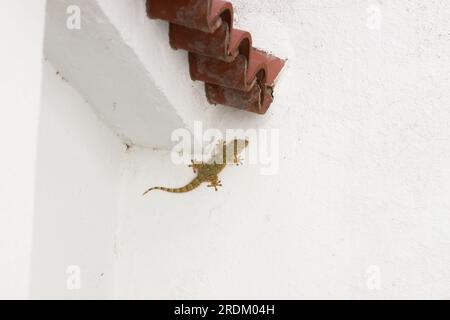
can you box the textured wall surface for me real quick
[30,62,124,299]
[45,0,187,149]
[0,0,46,299]
[2,0,449,299]
[114,0,450,299]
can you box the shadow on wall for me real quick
[42,0,185,149]
[29,60,124,298]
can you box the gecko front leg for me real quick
[206,175,222,191]
[189,160,204,173]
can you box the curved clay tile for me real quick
[147,0,233,33]
[147,0,285,114]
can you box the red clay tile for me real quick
[147,0,285,114]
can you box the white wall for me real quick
[30,61,125,299]
[0,0,46,299]
[1,0,449,300]
[113,0,450,299]
[45,0,186,149]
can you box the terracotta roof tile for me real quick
[147,0,285,114]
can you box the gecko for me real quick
[143,139,249,195]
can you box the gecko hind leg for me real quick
[207,175,222,191]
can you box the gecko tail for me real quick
[143,180,202,196]
[143,187,165,195]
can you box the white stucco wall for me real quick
[0,0,46,299]
[113,0,450,299]
[45,0,187,149]
[1,0,449,299]
[30,61,125,299]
